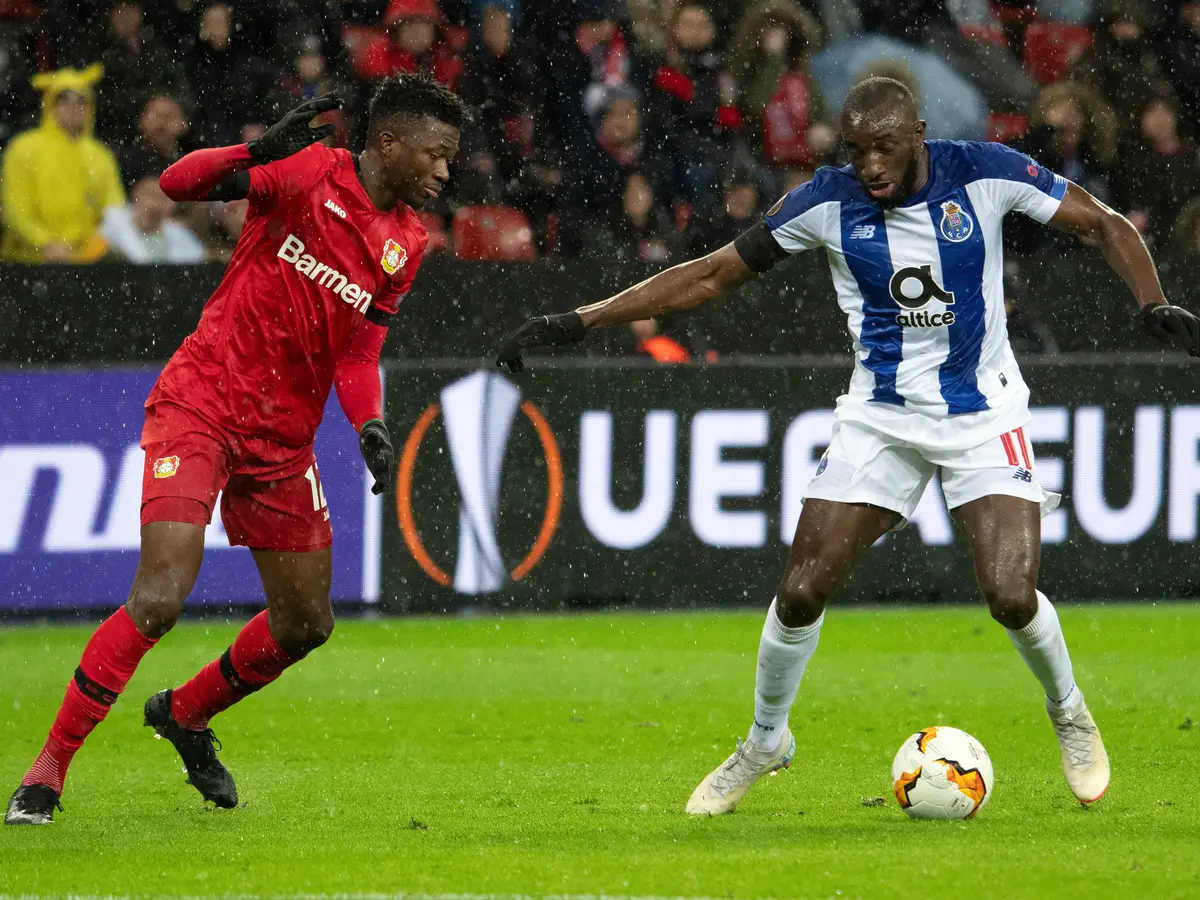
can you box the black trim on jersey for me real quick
[364,304,396,327]
[733,221,788,273]
[205,170,251,202]
[73,667,120,706]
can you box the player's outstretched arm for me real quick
[1048,183,1199,356]
[159,93,342,203]
[495,241,758,372]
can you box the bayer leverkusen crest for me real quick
[153,456,180,478]
[380,238,407,275]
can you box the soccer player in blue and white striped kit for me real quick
[496,77,1200,814]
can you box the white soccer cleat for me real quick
[1047,694,1110,804]
[685,728,795,816]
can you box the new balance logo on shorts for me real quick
[324,199,347,219]
[1013,467,1033,483]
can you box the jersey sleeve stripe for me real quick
[839,206,904,407]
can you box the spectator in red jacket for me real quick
[639,2,725,209]
[728,0,833,171]
[356,0,463,88]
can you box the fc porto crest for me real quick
[939,200,974,243]
[380,238,407,275]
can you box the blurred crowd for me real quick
[3,0,1200,274]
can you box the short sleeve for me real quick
[247,143,331,213]
[763,168,842,253]
[968,142,1069,223]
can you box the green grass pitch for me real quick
[1,604,1197,899]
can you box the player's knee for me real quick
[776,569,829,627]
[979,568,1037,629]
[124,577,189,638]
[273,607,335,657]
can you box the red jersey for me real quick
[151,143,427,449]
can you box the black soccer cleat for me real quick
[5,784,63,825]
[144,689,238,809]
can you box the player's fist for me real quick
[1139,302,1200,357]
[495,312,587,373]
[359,419,394,496]
[248,92,343,163]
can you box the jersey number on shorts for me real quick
[303,463,328,512]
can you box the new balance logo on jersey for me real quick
[277,234,373,313]
[324,199,347,219]
[850,225,876,240]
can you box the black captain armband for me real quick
[365,303,396,327]
[733,221,788,274]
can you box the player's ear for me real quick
[913,119,927,142]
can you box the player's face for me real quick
[382,118,460,209]
[842,116,927,209]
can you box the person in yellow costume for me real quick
[1,64,125,262]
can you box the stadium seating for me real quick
[1023,22,1092,84]
[418,211,449,254]
[989,112,1029,143]
[0,0,38,19]
[452,206,537,261]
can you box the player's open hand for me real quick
[248,93,343,163]
[359,419,394,495]
[495,312,588,373]
[1139,302,1200,357]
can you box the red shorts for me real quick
[140,400,333,552]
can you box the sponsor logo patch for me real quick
[849,224,876,240]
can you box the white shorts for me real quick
[804,418,1060,526]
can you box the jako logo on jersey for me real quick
[153,456,179,478]
[380,238,407,275]
[939,200,974,242]
[888,264,956,327]
[277,234,374,312]
[324,199,347,219]
[850,225,876,240]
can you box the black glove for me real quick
[1139,302,1200,357]
[247,93,342,163]
[495,312,587,373]
[359,419,394,496]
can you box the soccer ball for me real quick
[891,726,993,820]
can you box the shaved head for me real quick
[842,77,918,134]
[840,77,927,208]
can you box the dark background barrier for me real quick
[4,253,1198,363]
[380,358,1200,613]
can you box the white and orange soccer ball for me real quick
[891,726,993,820]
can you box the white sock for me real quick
[1006,590,1078,708]
[747,598,823,752]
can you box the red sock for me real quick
[171,611,300,730]
[23,607,157,794]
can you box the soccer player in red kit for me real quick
[6,72,467,824]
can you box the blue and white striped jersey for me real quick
[767,139,1068,450]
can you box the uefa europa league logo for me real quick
[441,371,523,593]
[398,371,563,594]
